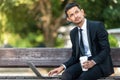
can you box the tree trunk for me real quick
[33,0,73,47]
[43,25,57,47]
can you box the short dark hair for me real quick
[65,3,81,17]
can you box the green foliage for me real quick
[103,0,120,28]
[0,0,42,47]
[109,35,119,47]
[0,31,44,47]
[1,0,35,33]
[75,0,120,29]
[51,0,62,17]
[75,0,105,20]
[55,36,64,48]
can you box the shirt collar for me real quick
[78,19,87,31]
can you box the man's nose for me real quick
[74,14,78,18]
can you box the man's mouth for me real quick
[75,17,80,21]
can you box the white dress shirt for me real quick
[78,19,92,57]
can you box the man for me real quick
[48,2,114,80]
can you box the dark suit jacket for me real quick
[63,20,114,77]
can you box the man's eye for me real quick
[70,14,73,17]
[75,11,79,13]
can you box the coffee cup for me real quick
[79,56,88,71]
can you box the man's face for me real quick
[67,6,85,24]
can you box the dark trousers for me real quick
[61,63,103,80]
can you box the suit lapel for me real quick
[75,28,80,58]
[86,20,92,54]
[74,20,93,58]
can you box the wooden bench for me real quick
[0,48,120,80]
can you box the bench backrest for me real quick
[0,48,71,67]
[0,48,119,67]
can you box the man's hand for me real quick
[83,60,96,69]
[48,65,64,77]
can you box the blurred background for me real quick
[0,0,120,77]
[0,0,120,48]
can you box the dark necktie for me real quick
[79,29,85,56]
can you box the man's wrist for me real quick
[61,64,66,70]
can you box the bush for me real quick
[109,34,119,47]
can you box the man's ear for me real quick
[81,9,85,16]
[81,9,84,13]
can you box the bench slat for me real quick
[110,48,120,67]
[0,48,72,67]
[0,48,120,67]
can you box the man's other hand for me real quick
[48,65,64,77]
